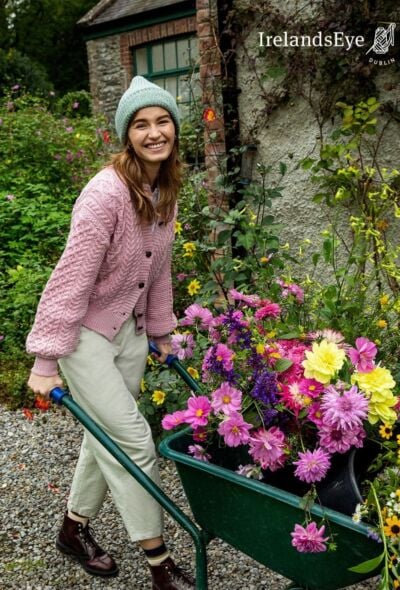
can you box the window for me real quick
[133,36,200,118]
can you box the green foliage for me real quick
[0,48,53,96]
[55,90,92,118]
[0,92,112,405]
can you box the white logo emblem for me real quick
[366,23,396,55]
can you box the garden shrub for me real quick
[0,48,53,96]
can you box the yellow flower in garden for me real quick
[256,343,265,355]
[397,434,400,446]
[353,366,396,395]
[379,424,393,440]
[383,515,400,539]
[302,339,346,384]
[260,256,269,263]
[183,242,196,257]
[393,580,399,590]
[187,367,199,380]
[152,390,166,405]
[379,294,389,306]
[187,279,201,296]
[175,221,182,234]
[140,378,146,393]
[75,133,81,139]
[376,319,388,328]
[147,354,155,366]
[266,330,276,338]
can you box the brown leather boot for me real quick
[150,557,195,589]
[56,512,118,577]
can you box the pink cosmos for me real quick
[320,385,368,430]
[229,288,260,307]
[348,337,377,373]
[192,427,208,442]
[318,423,366,454]
[277,279,305,304]
[254,301,281,320]
[291,522,328,553]
[298,378,324,398]
[161,410,187,430]
[307,402,324,426]
[184,396,212,428]
[217,413,252,447]
[180,303,213,330]
[293,448,331,483]
[211,382,242,415]
[203,343,235,373]
[171,333,195,360]
[188,444,211,462]
[248,426,287,471]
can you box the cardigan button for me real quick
[138,282,145,288]
[137,313,143,318]
[137,326,143,330]
[145,251,152,257]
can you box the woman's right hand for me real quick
[27,372,64,399]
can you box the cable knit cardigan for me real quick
[26,166,177,377]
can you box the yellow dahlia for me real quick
[352,365,395,395]
[302,339,346,384]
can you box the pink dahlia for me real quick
[180,303,213,330]
[255,301,281,320]
[248,426,287,471]
[307,402,324,426]
[229,288,260,307]
[184,396,212,428]
[320,385,368,430]
[279,382,310,414]
[293,448,331,483]
[291,522,328,553]
[171,333,195,360]
[217,413,252,447]
[348,337,377,373]
[318,423,366,454]
[211,382,242,415]
[188,444,211,462]
[162,410,187,430]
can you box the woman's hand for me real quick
[156,342,173,364]
[27,372,64,399]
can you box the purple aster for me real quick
[202,343,237,383]
[171,333,195,360]
[293,448,331,483]
[291,522,328,553]
[318,423,366,454]
[320,385,368,430]
[248,426,287,471]
[180,303,213,330]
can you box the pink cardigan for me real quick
[26,166,177,377]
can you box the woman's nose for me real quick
[148,125,161,138]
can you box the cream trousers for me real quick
[59,316,164,542]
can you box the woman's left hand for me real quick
[156,342,173,363]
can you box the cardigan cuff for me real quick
[31,356,59,377]
[152,333,171,346]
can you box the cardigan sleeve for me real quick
[26,206,112,376]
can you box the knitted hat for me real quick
[115,76,180,143]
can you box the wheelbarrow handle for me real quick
[149,341,202,394]
[49,386,209,589]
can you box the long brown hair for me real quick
[110,140,183,224]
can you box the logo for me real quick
[365,22,397,66]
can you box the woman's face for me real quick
[127,106,176,171]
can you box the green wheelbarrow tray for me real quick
[159,428,381,590]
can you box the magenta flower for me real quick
[254,301,281,320]
[229,288,260,307]
[249,426,287,471]
[161,410,187,430]
[211,382,242,415]
[293,448,331,483]
[171,333,195,360]
[291,522,328,553]
[185,396,212,428]
[277,279,305,304]
[298,378,324,399]
[318,423,366,454]
[192,427,208,442]
[72,101,80,109]
[348,337,377,373]
[320,385,368,430]
[176,272,188,281]
[180,303,213,330]
[307,402,324,426]
[203,343,235,374]
[188,444,211,462]
[217,413,252,447]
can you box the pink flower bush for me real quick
[291,522,328,553]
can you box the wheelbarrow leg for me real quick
[50,388,209,589]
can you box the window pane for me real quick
[189,37,199,62]
[165,76,177,99]
[153,77,166,89]
[177,38,190,68]
[135,47,148,75]
[152,44,164,73]
[164,41,177,70]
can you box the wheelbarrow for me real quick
[50,343,381,590]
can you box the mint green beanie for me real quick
[115,76,180,143]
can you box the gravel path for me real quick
[1,407,380,590]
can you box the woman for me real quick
[26,76,194,590]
